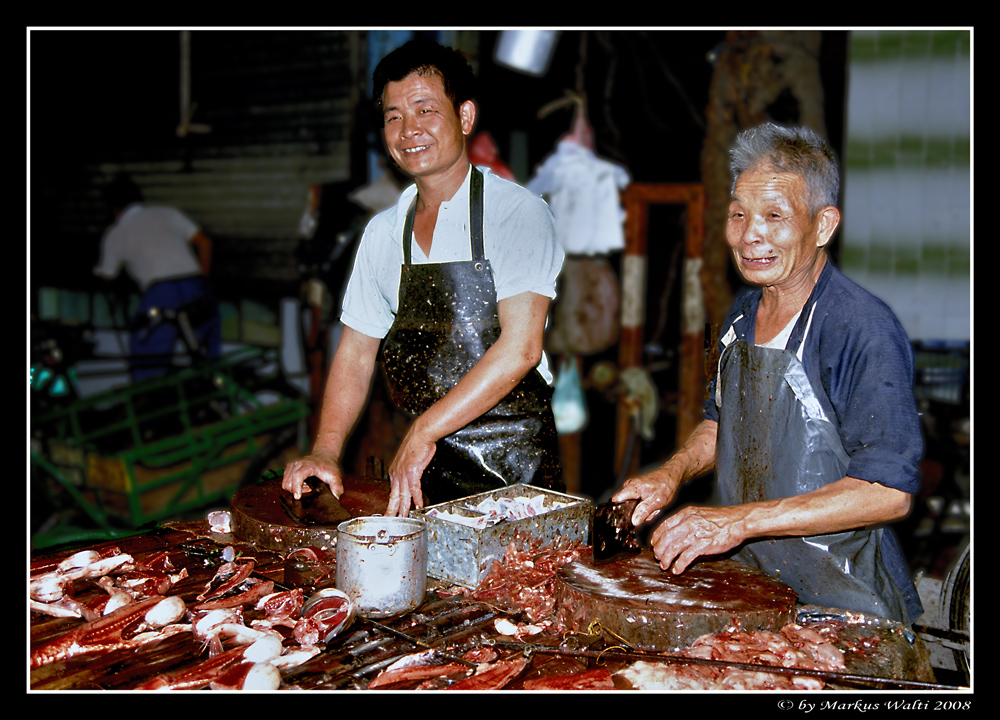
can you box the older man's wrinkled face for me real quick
[726,166,837,291]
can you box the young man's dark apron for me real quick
[380,167,564,506]
[715,302,916,624]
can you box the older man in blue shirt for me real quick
[614,123,923,624]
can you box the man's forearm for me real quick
[649,471,914,574]
[659,418,718,485]
[739,476,914,539]
[407,291,548,445]
[311,328,379,458]
[408,329,537,443]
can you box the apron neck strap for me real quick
[470,166,485,261]
[402,166,484,265]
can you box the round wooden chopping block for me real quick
[554,550,798,652]
[230,475,394,554]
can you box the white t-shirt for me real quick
[94,203,201,291]
[757,309,803,350]
[341,166,564,382]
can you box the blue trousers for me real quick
[130,276,221,382]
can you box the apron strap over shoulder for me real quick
[402,197,416,266]
[470,166,485,262]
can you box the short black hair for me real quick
[372,38,476,121]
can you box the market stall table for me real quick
[30,514,952,692]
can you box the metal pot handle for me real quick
[368,528,397,555]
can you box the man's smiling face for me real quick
[726,165,835,291]
[382,71,474,182]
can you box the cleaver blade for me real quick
[592,498,641,565]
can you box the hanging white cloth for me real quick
[527,138,630,255]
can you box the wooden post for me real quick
[617,183,706,478]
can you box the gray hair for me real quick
[730,123,840,217]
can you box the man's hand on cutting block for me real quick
[649,505,749,574]
[282,454,345,500]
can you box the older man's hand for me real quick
[612,468,683,528]
[650,505,748,574]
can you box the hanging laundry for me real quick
[527,138,630,255]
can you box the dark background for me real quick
[28,29,849,297]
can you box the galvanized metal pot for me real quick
[335,516,427,618]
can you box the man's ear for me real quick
[815,206,841,248]
[459,100,477,136]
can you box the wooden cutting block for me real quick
[230,475,394,553]
[553,550,798,652]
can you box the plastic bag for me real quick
[552,356,588,434]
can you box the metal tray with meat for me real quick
[412,484,593,588]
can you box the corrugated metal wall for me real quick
[32,29,369,299]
